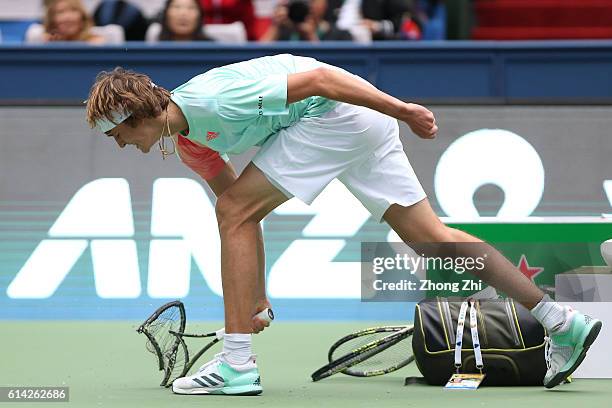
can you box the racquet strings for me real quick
[330,328,413,374]
[330,330,399,358]
[163,335,189,387]
[143,304,183,359]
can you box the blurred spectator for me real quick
[336,0,419,40]
[42,0,105,43]
[198,0,257,41]
[260,0,352,42]
[159,0,210,41]
[93,0,149,41]
[414,0,445,40]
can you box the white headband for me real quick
[93,82,157,132]
[95,109,132,133]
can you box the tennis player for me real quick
[86,54,601,395]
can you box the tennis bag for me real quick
[412,298,547,386]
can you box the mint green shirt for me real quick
[170,54,338,155]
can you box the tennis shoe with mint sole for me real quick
[172,353,262,395]
[544,307,602,389]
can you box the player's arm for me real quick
[176,135,236,196]
[287,68,438,139]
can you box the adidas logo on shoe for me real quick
[253,376,261,386]
[192,373,224,388]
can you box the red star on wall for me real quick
[517,254,544,281]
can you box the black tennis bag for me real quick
[412,298,547,386]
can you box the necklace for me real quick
[158,107,176,160]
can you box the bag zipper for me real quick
[504,299,521,347]
[476,300,489,348]
[440,298,456,345]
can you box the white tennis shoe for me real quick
[172,353,262,396]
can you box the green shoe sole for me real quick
[545,320,602,389]
[210,385,263,396]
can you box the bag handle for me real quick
[454,300,484,374]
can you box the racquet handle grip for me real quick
[216,308,275,338]
[254,308,275,323]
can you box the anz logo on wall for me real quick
[5,129,612,301]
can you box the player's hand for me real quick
[402,103,438,139]
[252,302,273,334]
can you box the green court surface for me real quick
[1,321,610,408]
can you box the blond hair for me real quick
[86,67,171,130]
[44,0,95,41]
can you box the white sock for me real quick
[530,294,568,333]
[222,333,253,367]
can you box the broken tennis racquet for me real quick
[137,300,274,387]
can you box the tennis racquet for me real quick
[311,325,415,381]
[137,301,274,387]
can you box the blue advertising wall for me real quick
[2,41,612,102]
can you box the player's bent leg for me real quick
[206,164,271,334]
[215,163,288,334]
[383,199,602,388]
[383,199,543,307]
[174,163,288,396]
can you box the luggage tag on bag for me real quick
[445,373,486,390]
[445,300,486,390]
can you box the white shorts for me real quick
[252,103,427,222]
